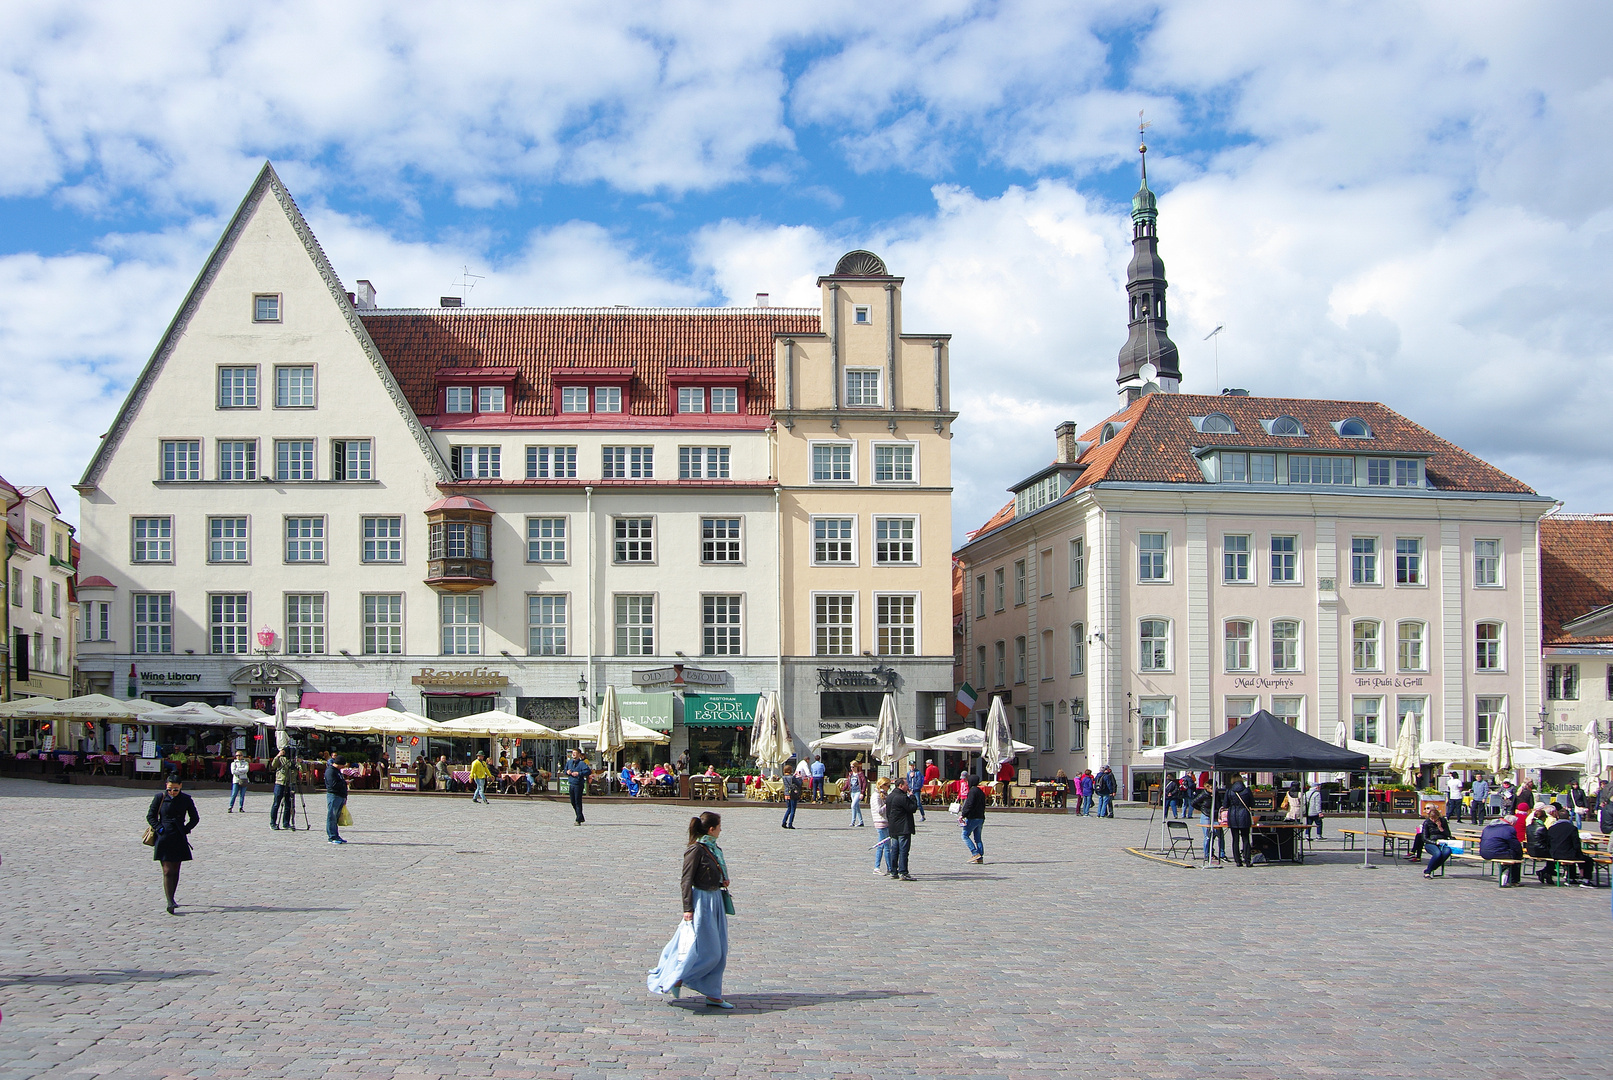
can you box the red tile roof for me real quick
[961,392,1537,546]
[1541,516,1613,645]
[359,309,821,422]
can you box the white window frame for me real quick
[844,368,882,407]
[284,516,326,564]
[1070,623,1085,675]
[332,438,372,481]
[285,592,327,655]
[208,593,251,655]
[1396,695,1431,745]
[1041,702,1055,753]
[974,575,986,619]
[161,439,201,482]
[613,516,656,564]
[1223,534,1253,584]
[678,446,730,480]
[853,305,871,325]
[440,593,481,656]
[595,386,623,413]
[560,386,589,413]
[131,517,173,564]
[1138,617,1173,673]
[1473,538,1504,587]
[678,386,706,413]
[702,593,745,656]
[527,516,569,564]
[217,365,259,409]
[274,439,316,481]
[1138,531,1171,583]
[1474,621,1505,673]
[253,293,281,323]
[809,441,856,484]
[217,439,258,482]
[1396,620,1427,673]
[132,592,173,654]
[1475,695,1505,748]
[1138,698,1172,749]
[871,441,918,484]
[1350,536,1380,586]
[811,516,857,566]
[701,517,744,565]
[527,445,578,479]
[993,568,1005,611]
[1395,536,1425,587]
[1013,560,1027,606]
[273,364,316,409]
[208,516,250,564]
[1224,618,1255,673]
[361,516,404,563]
[452,445,501,480]
[1270,534,1300,585]
[1271,619,1302,673]
[1352,619,1382,672]
[1270,695,1305,729]
[363,593,404,656]
[1069,537,1085,589]
[813,592,858,657]
[1352,696,1384,745]
[709,387,739,413]
[873,516,917,566]
[445,386,474,413]
[1224,696,1257,731]
[528,593,569,656]
[477,386,506,413]
[614,593,656,656]
[994,640,1006,686]
[1014,635,1027,683]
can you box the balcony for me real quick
[425,496,495,592]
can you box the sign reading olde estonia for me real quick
[410,667,510,688]
[632,665,727,689]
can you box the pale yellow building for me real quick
[774,251,957,746]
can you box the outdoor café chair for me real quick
[1166,820,1196,860]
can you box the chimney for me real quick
[439,296,463,308]
[1055,421,1079,464]
[755,292,769,307]
[355,280,377,309]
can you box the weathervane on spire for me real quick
[1138,110,1150,183]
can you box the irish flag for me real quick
[955,682,978,718]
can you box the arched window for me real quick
[1139,619,1171,672]
[1101,420,1125,444]
[1224,620,1254,672]
[1352,620,1381,672]
[1269,415,1304,436]
[1338,417,1372,438]
[1201,413,1235,433]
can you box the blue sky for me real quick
[3,1,1612,542]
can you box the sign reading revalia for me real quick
[410,667,510,688]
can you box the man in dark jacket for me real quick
[959,778,987,863]
[1478,817,1524,886]
[324,752,349,845]
[884,780,918,881]
[1598,779,1613,836]
[1094,765,1118,818]
[781,765,802,829]
[1543,807,1596,886]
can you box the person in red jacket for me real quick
[997,759,1016,787]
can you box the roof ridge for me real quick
[360,306,821,317]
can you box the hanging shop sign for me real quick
[682,694,760,728]
[816,666,899,691]
[137,670,204,685]
[410,667,509,688]
[617,692,676,732]
[631,664,727,690]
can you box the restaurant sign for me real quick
[138,670,203,684]
[631,665,727,689]
[617,692,675,732]
[683,693,761,728]
[816,666,899,691]
[410,667,509,688]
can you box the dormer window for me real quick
[1198,413,1236,434]
[595,387,622,413]
[446,387,474,413]
[710,387,738,413]
[1266,415,1305,436]
[678,387,705,413]
[561,387,589,413]
[550,368,633,417]
[478,386,506,413]
[437,368,518,417]
[1335,417,1371,438]
[1100,420,1125,444]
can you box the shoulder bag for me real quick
[143,794,162,845]
[721,890,736,916]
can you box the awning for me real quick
[684,693,760,728]
[617,691,675,732]
[299,692,391,715]
[419,690,496,698]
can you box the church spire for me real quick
[1116,116,1181,398]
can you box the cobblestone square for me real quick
[2,779,1610,1080]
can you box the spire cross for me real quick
[1138,110,1150,182]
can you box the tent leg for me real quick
[1358,770,1375,869]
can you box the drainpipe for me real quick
[782,339,795,430]
[775,484,785,744]
[829,284,841,430]
[885,283,897,431]
[932,340,945,432]
[585,485,594,726]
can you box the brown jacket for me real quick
[681,842,725,913]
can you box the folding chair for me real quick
[1166,820,1196,860]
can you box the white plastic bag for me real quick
[671,919,695,967]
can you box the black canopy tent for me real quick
[1162,711,1371,865]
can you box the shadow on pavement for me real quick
[0,969,216,987]
[670,989,928,1013]
[187,905,353,914]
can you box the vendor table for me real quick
[1250,821,1309,863]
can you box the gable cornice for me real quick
[77,161,451,493]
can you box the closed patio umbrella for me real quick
[1485,726,1514,779]
[983,698,1016,778]
[273,688,289,752]
[1579,723,1604,781]
[597,685,626,758]
[750,692,792,773]
[1391,712,1421,786]
[871,693,907,777]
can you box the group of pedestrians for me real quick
[1064,765,1117,817]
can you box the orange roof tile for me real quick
[1542,516,1613,645]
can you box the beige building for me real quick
[774,251,957,746]
[5,482,78,747]
[1538,515,1613,768]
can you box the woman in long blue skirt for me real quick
[648,811,733,1009]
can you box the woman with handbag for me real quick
[648,812,734,1009]
[1224,774,1254,867]
[145,775,200,915]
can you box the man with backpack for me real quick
[781,763,802,829]
[1094,765,1118,818]
[1163,775,1183,818]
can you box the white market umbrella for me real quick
[1140,738,1203,761]
[1579,724,1605,781]
[809,723,926,757]
[917,727,1033,756]
[1511,744,1579,769]
[562,718,670,745]
[1418,741,1487,767]
[339,708,445,735]
[286,707,372,732]
[1345,739,1395,763]
[5,693,163,718]
[596,685,626,758]
[434,710,565,739]
[140,701,234,726]
[1390,713,1421,786]
[1486,728,1514,779]
[982,698,1016,776]
[750,691,793,772]
[871,693,907,773]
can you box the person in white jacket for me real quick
[227,750,251,813]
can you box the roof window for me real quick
[1334,417,1372,438]
[1264,415,1305,437]
[1100,420,1125,444]
[1195,413,1236,434]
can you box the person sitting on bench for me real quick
[1542,805,1597,887]
[1479,815,1523,886]
[1408,806,1451,861]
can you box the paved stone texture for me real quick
[3,779,1611,1080]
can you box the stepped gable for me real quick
[360,308,821,419]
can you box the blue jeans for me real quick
[228,782,247,811]
[874,826,890,871]
[889,834,911,876]
[1097,794,1113,818]
[270,783,293,828]
[473,777,488,803]
[962,818,984,858]
[811,777,824,800]
[1201,815,1225,859]
[850,792,864,826]
[1078,793,1092,815]
[782,796,797,827]
[1425,842,1452,874]
[326,794,346,841]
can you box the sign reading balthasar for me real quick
[410,667,509,688]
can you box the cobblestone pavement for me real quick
[3,779,1611,1080]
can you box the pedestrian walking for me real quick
[871,777,892,874]
[647,812,733,1009]
[1094,765,1117,818]
[1193,786,1225,863]
[781,764,801,828]
[1163,774,1182,818]
[469,751,493,804]
[1077,769,1094,816]
[269,745,295,830]
[324,752,349,845]
[146,775,199,915]
[1305,779,1325,840]
[959,773,986,863]
[809,755,826,801]
[1445,772,1464,823]
[885,779,918,880]
[565,748,591,825]
[906,760,926,821]
[226,750,250,813]
[1470,775,1490,825]
[847,760,867,826]
[1224,773,1254,867]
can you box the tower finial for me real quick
[1138,110,1150,184]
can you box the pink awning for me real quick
[299,692,391,716]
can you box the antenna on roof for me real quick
[453,265,485,304]
[1204,325,1224,392]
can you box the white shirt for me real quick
[1446,776,1464,798]
[230,759,251,783]
[794,759,811,778]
